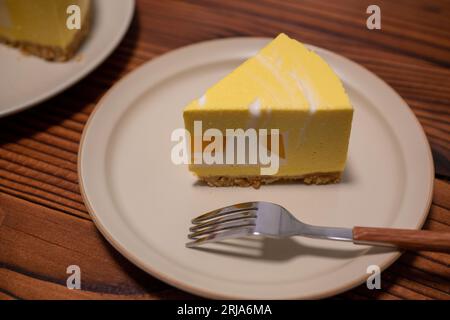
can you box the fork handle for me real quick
[353,227,450,253]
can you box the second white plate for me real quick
[79,38,434,299]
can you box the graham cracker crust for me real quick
[0,6,91,62]
[199,172,342,189]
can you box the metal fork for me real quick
[187,201,450,252]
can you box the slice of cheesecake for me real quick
[0,0,91,61]
[183,33,353,188]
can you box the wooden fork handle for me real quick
[353,226,450,253]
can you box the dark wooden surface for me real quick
[0,0,449,300]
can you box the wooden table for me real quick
[0,0,449,300]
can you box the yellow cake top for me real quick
[185,33,351,113]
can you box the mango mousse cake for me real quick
[0,0,91,61]
[183,33,353,188]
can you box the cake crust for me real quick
[0,6,91,62]
[198,172,342,189]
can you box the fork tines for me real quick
[186,202,258,248]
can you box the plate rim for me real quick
[0,0,135,117]
[78,37,434,299]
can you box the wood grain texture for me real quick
[353,227,450,252]
[0,0,449,300]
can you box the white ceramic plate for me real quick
[0,0,135,117]
[79,38,434,299]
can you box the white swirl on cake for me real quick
[289,71,317,114]
[249,98,261,117]
[198,94,207,107]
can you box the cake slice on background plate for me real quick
[0,0,91,61]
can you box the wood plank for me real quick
[428,205,450,226]
[0,186,89,219]
[391,263,450,294]
[400,252,450,279]
[434,179,450,209]
[0,290,18,300]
